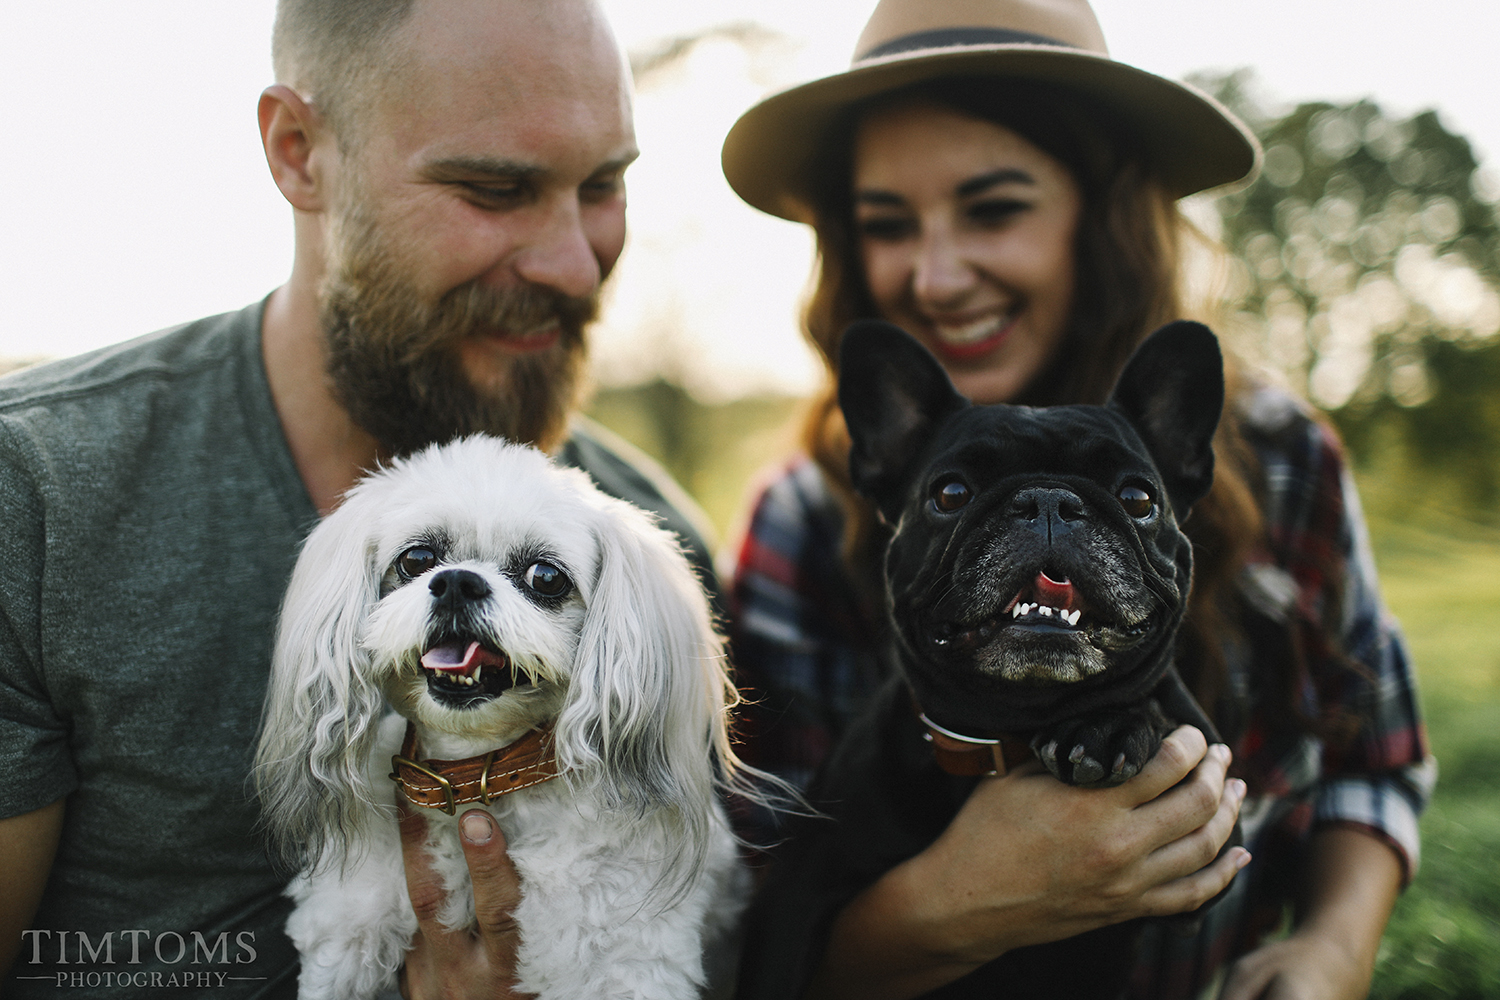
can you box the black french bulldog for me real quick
[738,319,1230,1000]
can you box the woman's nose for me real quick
[911,227,976,307]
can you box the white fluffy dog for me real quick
[255,435,751,1000]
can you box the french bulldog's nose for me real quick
[428,568,492,609]
[1010,487,1088,538]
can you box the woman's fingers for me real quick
[1136,776,1250,917]
[1116,725,1211,805]
[1139,842,1251,918]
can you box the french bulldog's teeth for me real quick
[474,663,482,684]
[1065,609,1081,626]
[1039,606,1053,617]
[1012,603,1025,619]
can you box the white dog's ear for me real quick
[555,502,730,824]
[254,489,387,872]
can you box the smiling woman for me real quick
[721,1,1433,998]
[851,99,1082,403]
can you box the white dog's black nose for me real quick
[429,569,492,609]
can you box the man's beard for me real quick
[317,201,595,457]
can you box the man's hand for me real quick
[397,802,535,1000]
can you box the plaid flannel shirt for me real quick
[728,385,1434,998]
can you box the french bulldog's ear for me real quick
[838,320,967,513]
[1107,321,1225,513]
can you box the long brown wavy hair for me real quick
[797,76,1263,723]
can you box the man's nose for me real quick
[512,197,603,299]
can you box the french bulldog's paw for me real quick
[1030,704,1170,787]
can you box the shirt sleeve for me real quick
[1310,460,1436,879]
[0,419,78,818]
[728,459,885,828]
[1253,398,1435,880]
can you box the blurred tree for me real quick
[1196,71,1500,512]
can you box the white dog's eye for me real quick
[523,561,572,599]
[396,545,440,581]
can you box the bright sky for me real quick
[3,1,1496,398]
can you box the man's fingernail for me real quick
[462,812,493,844]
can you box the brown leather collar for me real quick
[915,703,1034,778]
[390,721,560,814]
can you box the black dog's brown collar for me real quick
[915,705,1033,777]
[390,721,560,814]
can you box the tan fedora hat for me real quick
[722,0,1260,222]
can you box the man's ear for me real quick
[838,320,967,518]
[259,84,333,212]
[1106,321,1225,513]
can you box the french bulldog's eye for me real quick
[932,478,972,513]
[396,545,440,580]
[524,561,572,598]
[1117,485,1155,519]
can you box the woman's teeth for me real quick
[933,314,1007,346]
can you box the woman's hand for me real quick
[398,804,535,1000]
[1219,825,1403,1000]
[807,725,1249,1000]
[1218,932,1368,1000]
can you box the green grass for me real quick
[1367,512,1500,999]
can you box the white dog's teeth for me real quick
[474,662,482,684]
[1038,606,1053,617]
[1068,610,1081,626]
[1012,604,1024,619]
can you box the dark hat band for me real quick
[858,27,1074,62]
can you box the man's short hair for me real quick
[272,0,417,143]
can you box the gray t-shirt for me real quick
[0,301,713,998]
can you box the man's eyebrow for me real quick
[421,152,639,184]
[956,168,1036,198]
[422,156,546,183]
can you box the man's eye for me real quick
[396,546,439,580]
[459,182,526,205]
[581,175,624,202]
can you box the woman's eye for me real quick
[396,546,439,580]
[523,561,572,598]
[967,198,1028,225]
[855,215,916,241]
[932,479,972,513]
[1117,485,1155,519]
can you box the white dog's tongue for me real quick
[420,641,483,673]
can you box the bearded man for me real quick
[0,2,708,997]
